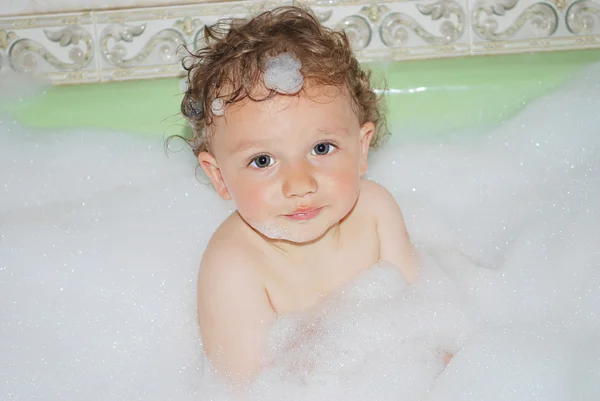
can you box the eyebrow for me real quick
[231,127,350,154]
[232,140,265,155]
[317,127,349,137]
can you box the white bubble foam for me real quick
[252,221,317,243]
[1,62,599,401]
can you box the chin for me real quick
[252,219,335,244]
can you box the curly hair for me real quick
[180,5,388,156]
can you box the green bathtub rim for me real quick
[2,49,600,140]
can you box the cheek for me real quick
[228,176,274,215]
[319,159,361,194]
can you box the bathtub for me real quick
[1,49,599,139]
[1,1,600,400]
[1,0,600,132]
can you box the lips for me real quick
[284,207,322,221]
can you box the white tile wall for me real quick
[469,0,600,54]
[0,0,225,17]
[0,12,99,83]
[0,0,598,85]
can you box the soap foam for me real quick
[1,63,599,400]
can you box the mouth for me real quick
[284,207,323,221]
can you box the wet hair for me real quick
[179,5,388,156]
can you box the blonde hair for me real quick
[180,5,388,156]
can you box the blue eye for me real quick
[250,155,274,168]
[312,142,335,156]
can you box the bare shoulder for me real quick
[356,179,408,239]
[358,179,401,212]
[200,213,252,283]
[198,212,269,309]
[197,213,274,378]
[359,179,419,284]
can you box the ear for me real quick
[198,151,232,200]
[358,122,375,176]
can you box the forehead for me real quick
[213,85,358,140]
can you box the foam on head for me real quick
[262,52,304,95]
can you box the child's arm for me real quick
[368,181,419,284]
[197,247,275,381]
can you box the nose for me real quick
[282,161,318,198]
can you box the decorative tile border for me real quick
[0,0,598,85]
[469,0,600,54]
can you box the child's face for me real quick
[199,85,374,243]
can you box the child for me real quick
[180,5,418,383]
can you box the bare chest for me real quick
[263,222,380,314]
